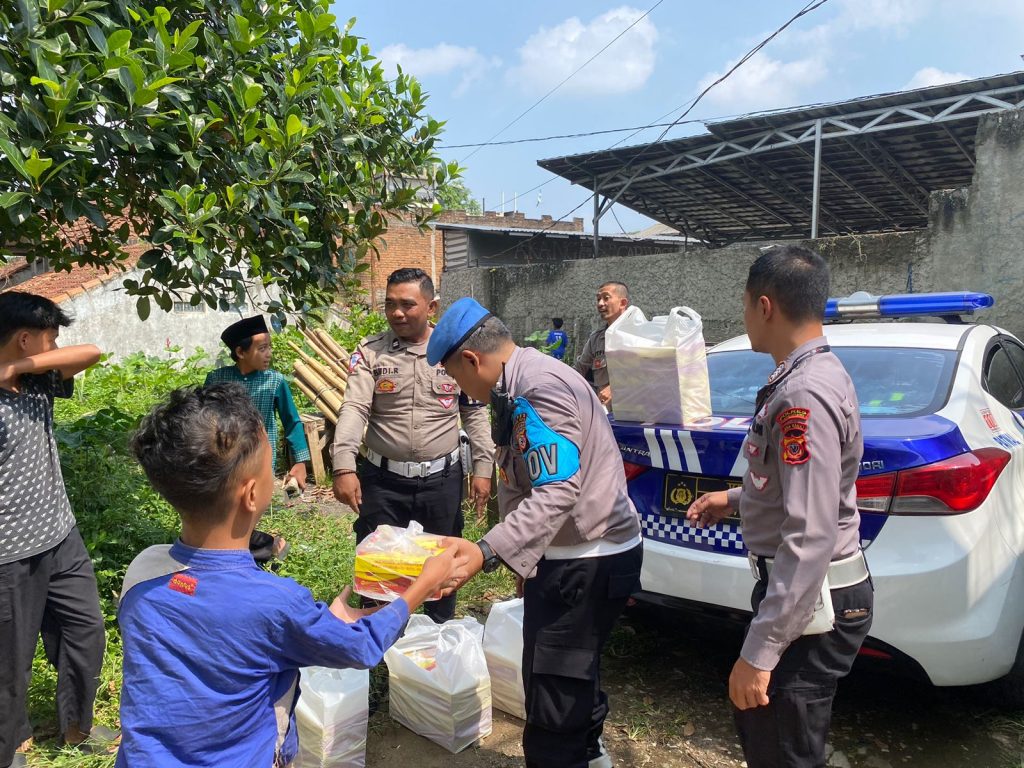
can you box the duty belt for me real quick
[365,447,460,479]
[748,549,869,590]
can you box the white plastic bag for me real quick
[605,305,712,425]
[293,666,370,768]
[384,614,492,753]
[483,598,526,720]
[353,521,445,603]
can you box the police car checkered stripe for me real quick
[640,510,746,554]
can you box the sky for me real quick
[336,0,1024,233]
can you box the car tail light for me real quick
[622,460,650,482]
[856,448,1010,516]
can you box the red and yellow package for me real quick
[353,523,446,602]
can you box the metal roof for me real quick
[539,72,1024,247]
[434,220,690,244]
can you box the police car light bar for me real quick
[825,291,994,320]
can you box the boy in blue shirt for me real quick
[118,383,461,767]
[545,318,568,361]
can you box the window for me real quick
[984,342,1024,410]
[707,346,958,418]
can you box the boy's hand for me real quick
[329,586,380,623]
[287,463,307,491]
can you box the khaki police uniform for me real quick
[333,328,494,621]
[573,326,609,393]
[725,336,872,768]
[481,345,642,768]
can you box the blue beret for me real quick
[427,297,492,366]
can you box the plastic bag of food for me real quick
[605,305,712,425]
[483,598,526,720]
[353,521,445,602]
[293,666,370,768]
[384,614,492,753]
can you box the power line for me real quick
[473,0,834,260]
[460,0,664,163]
[441,120,701,149]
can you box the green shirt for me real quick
[203,366,311,470]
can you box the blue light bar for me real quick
[825,291,994,320]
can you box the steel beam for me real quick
[811,119,822,238]
[842,137,929,215]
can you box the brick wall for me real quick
[359,210,584,308]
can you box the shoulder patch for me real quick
[511,398,581,487]
[348,351,363,373]
[778,407,811,465]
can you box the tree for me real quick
[0,0,457,319]
[436,179,481,215]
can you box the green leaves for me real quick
[1,0,455,321]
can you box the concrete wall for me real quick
[58,269,276,363]
[443,110,1024,347]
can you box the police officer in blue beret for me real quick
[430,298,643,768]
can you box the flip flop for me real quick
[69,725,120,754]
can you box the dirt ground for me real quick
[361,603,1020,768]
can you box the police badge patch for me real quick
[375,378,397,394]
[513,412,529,453]
[438,396,455,409]
[778,406,811,465]
[348,351,363,374]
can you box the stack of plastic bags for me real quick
[384,614,492,753]
[605,305,712,425]
[293,666,370,768]
[483,598,526,720]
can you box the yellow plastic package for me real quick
[353,522,445,602]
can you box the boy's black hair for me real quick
[552,318,564,329]
[131,384,266,522]
[229,337,255,363]
[0,291,72,345]
[387,268,435,300]
[745,245,830,323]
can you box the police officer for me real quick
[574,282,629,408]
[688,245,872,768]
[429,298,642,768]
[332,269,494,623]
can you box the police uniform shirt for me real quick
[482,346,640,578]
[332,329,494,473]
[116,540,410,767]
[725,336,863,671]
[573,326,610,392]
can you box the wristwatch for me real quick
[477,540,501,573]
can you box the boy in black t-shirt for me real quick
[0,292,115,768]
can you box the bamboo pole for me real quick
[292,335,350,383]
[294,375,339,424]
[287,341,348,390]
[293,361,344,417]
[314,329,350,364]
[301,328,336,363]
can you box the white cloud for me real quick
[835,0,928,32]
[508,6,658,96]
[696,52,826,112]
[904,66,972,90]
[377,43,500,96]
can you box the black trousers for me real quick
[355,460,464,623]
[0,527,105,767]
[735,577,874,768]
[521,544,642,768]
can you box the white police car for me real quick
[613,292,1024,701]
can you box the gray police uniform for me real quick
[482,345,642,768]
[332,328,494,621]
[725,336,872,768]
[573,326,609,393]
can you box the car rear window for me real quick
[707,347,958,418]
